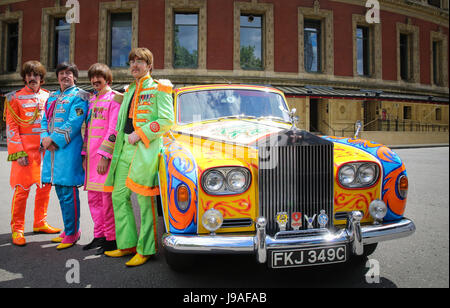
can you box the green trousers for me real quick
[111,137,158,256]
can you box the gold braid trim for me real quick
[4,98,39,127]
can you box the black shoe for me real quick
[96,240,117,255]
[102,240,117,251]
[83,237,106,250]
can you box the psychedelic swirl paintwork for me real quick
[158,84,408,235]
[321,136,407,222]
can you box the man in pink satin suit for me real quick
[82,63,122,254]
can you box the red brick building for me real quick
[1,0,449,145]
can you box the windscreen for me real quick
[177,89,290,124]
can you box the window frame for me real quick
[399,32,411,81]
[98,1,138,70]
[233,1,274,72]
[298,5,333,76]
[0,9,22,74]
[52,16,71,68]
[173,12,199,69]
[403,105,412,121]
[108,12,133,68]
[356,26,369,77]
[5,21,19,73]
[352,14,382,79]
[239,13,264,71]
[40,6,75,70]
[165,0,207,71]
[396,22,420,83]
[303,18,322,73]
[430,30,448,87]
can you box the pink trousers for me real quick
[87,191,116,241]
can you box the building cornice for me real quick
[331,0,449,27]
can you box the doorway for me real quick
[309,98,319,132]
[363,100,378,131]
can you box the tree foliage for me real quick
[240,45,262,70]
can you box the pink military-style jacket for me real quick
[82,87,123,191]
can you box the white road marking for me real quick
[41,243,59,248]
[84,254,102,260]
[0,268,23,283]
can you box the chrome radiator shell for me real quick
[257,130,334,235]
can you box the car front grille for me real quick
[258,138,334,235]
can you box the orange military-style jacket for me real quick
[4,85,49,189]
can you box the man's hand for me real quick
[128,131,141,145]
[47,144,57,152]
[17,156,29,167]
[42,137,54,150]
[97,156,110,175]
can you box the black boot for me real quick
[83,237,106,250]
[96,240,117,255]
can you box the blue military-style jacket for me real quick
[40,85,89,186]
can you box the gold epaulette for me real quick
[112,91,124,104]
[3,91,17,122]
[155,79,173,94]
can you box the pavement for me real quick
[0,146,448,288]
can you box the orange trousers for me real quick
[11,184,52,233]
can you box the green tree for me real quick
[240,45,262,70]
[174,25,198,68]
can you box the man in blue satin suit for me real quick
[40,62,89,250]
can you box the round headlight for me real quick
[339,165,356,185]
[358,164,377,185]
[202,208,224,233]
[369,200,387,221]
[227,169,247,191]
[204,171,224,192]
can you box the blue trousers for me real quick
[55,185,80,236]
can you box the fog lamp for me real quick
[369,200,387,223]
[202,209,223,234]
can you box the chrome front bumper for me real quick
[162,212,416,264]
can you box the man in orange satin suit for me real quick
[5,60,61,246]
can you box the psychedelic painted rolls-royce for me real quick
[159,84,415,270]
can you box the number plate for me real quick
[270,245,347,268]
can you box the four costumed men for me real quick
[4,48,174,267]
